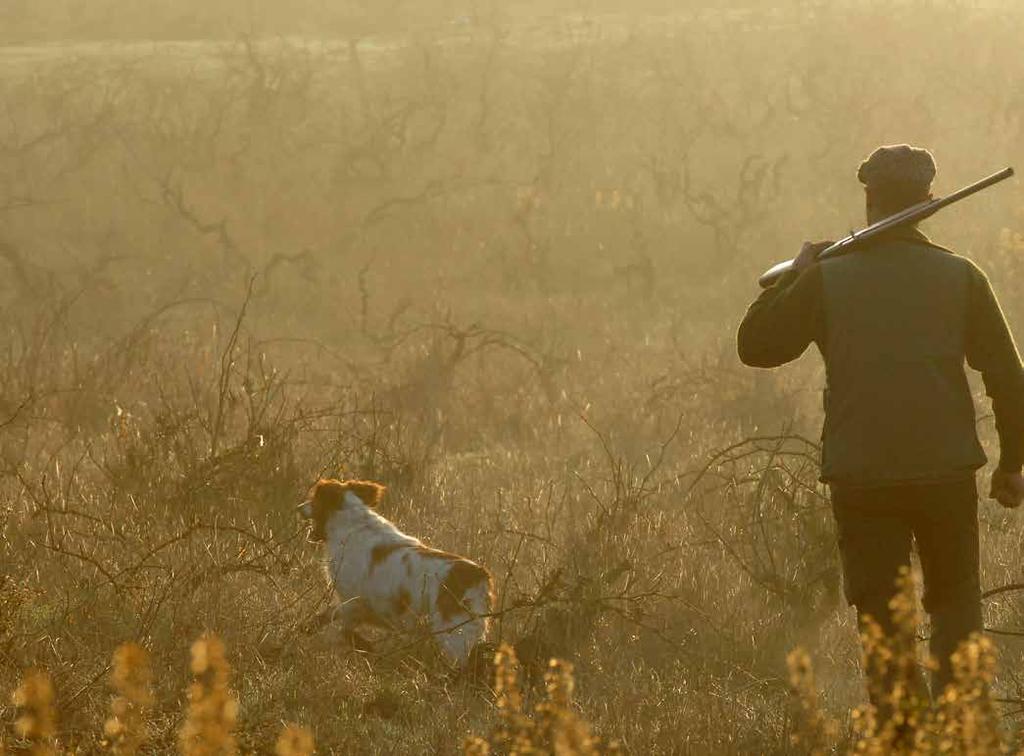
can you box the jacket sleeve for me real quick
[736,265,824,368]
[965,263,1024,473]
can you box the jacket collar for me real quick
[869,224,932,246]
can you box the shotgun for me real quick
[758,166,1015,288]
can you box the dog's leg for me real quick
[436,627,474,667]
[433,611,488,668]
[334,597,375,653]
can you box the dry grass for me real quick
[3,637,607,754]
[11,671,57,756]
[465,644,617,755]
[788,568,1008,755]
[179,635,238,756]
[104,643,153,755]
[2,1,1024,753]
[274,725,315,756]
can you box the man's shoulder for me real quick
[822,236,968,268]
[917,241,978,278]
[918,241,987,281]
[818,238,981,300]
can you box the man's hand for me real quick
[990,469,1024,509]
[793,241,834,273]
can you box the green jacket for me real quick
[737,227,1024,487]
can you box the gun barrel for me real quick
[757,167,1015,288]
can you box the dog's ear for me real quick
[311,479,346,508]
[346,480,386,508]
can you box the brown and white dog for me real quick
[297,478,494,666]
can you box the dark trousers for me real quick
[831,478,983,696]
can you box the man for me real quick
[736,144,1024,696]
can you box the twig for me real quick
[210,275,257,458]
[982,583,1024,600]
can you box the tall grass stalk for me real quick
[104,643,154,755]
[179,634,239,756]
[466,643,618,755]
[11,669,58,756]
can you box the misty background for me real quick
[2,1,1023,752]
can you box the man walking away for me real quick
[736,144,1024,697]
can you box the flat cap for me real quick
[857,144,936,189]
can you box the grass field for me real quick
[2,2,1024,753]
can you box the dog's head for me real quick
[297,478,387,542]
